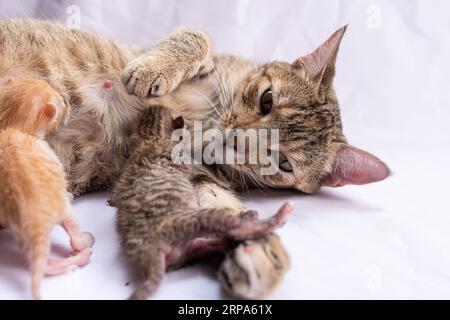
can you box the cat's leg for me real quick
[122,28,213,98]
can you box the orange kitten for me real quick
[0,78,95,300]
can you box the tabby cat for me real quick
[0,19,389,298]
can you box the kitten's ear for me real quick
[322,145,390,187]
[42,103,57,120]
[293,26,347,92]
[172,116,185,131]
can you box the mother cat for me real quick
[0,18,389,296]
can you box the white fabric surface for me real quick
[1,0,449,300]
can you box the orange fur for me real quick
[0,78,66,137]
[0,78,94,300]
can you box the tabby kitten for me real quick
[111,105,292,300]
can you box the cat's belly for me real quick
[48,78,147,196]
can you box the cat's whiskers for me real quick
[217,59,234,112]
[214,63,231,109]
[210,65,232,115]
[188,86,221,118]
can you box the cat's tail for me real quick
[28,228,51,300]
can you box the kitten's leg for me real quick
[130,250,166,300]
[122,28,213,98]
[195,182,292,299]
[46,212,94,275]
[165,203,292,244]
[60,214,95,252]
[45,248,93,276]
[226,202,292,240]
[184,238,231,260]
[196,182,247,214]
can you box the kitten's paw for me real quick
[272,202,294,227]
[71,231,95,252]
[80,232,95,249]
[219,234,290,299]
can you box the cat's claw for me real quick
[121,28,212,98]
[122,57,181,98]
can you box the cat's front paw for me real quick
[122,28,212,98]
[121,57,178,98]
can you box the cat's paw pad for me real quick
[121,57,178,98]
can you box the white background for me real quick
[0,0,449,300]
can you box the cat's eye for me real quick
[260,89,273,115]
[279,153,293,172]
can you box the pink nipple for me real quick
[103,80,113,90]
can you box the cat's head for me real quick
[0,78,67,136]
[214,26,390,193]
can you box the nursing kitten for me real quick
[111,105,293,300]
[0,78,95,300]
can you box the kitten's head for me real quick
[0,78,66,136]
[138,105,185,141]
[215,26,390,193]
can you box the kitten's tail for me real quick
[28,229,51,300]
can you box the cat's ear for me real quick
[322,145,390,187]
[293,26,347,92]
